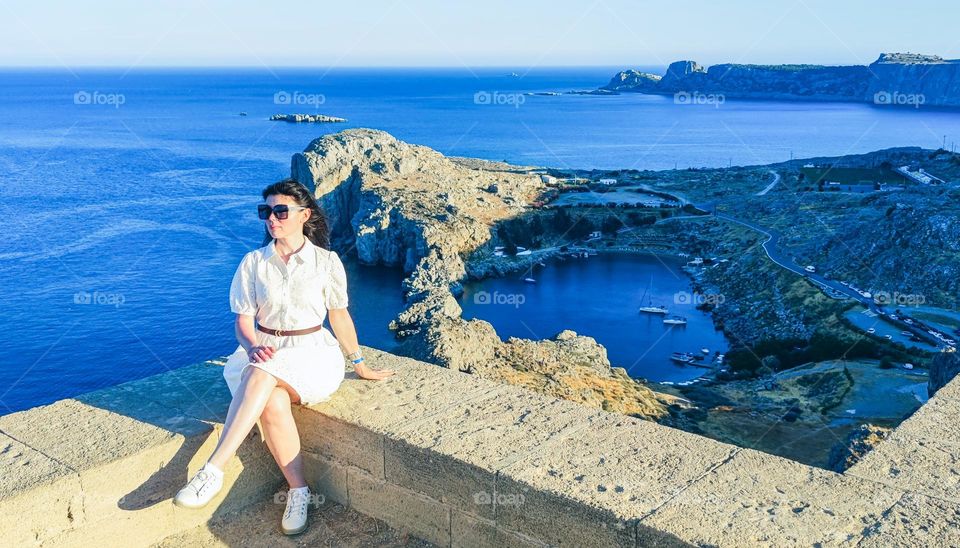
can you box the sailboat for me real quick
[638,276,668,314]
[639,303,668,314]
[522,264,537,284]
[663,315,688,325]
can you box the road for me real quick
[756,170,781,196]
[703,210,948,348]
[709,213,874,305]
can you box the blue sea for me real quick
[2,67,958,413]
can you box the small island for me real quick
[270,113,347,123]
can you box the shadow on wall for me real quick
[69,360,285,516]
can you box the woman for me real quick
[173,179,395,536]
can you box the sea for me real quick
[2,66,958,413]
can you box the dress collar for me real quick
[264,236,316,266]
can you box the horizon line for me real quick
[0,56,916,71]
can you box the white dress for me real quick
[222,237,349,423]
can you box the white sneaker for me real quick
[173,464,224,509]
[281,487,311,535]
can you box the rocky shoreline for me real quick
[291,129,676,419]
[283,129,960,466]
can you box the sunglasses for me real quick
[257,204,308,220]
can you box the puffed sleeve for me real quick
[323,251,349,309]
[229,252,258,315]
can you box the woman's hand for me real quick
[247,345,275,363]
[354,360,396,380]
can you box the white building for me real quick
[598,178,617,185]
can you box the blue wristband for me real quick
[351,357,365,365]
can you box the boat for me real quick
[669,352,696,364]
[867,328,876,334]
[638,276,669,315]
[663,315,688,325]
[701,348,710,354]
[522,265,536,284]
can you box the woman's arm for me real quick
[236,314,274,362]
[327,308,395,380]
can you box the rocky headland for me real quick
[290,129,674,419]
[283,129,959,464]
[601,53,960,107]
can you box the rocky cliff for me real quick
[291,129,672,419]
[602,53,960,107]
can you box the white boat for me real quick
[701,348,710,354]
[669,352,696,364]
[523,277,537,284]
[867,328,876,334]
[663,315,688,326]
[638,276,668,315]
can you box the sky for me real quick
[1,0,958,68]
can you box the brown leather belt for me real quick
[257,324,323,337]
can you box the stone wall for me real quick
[2,347,958,546]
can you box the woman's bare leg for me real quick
[208,366,278,470]
[259,386,307,489]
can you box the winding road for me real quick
[756,170,781,196]
[699,207,948,348]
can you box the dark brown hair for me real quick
[260,178,331,250]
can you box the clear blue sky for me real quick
[1,0,957,68]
